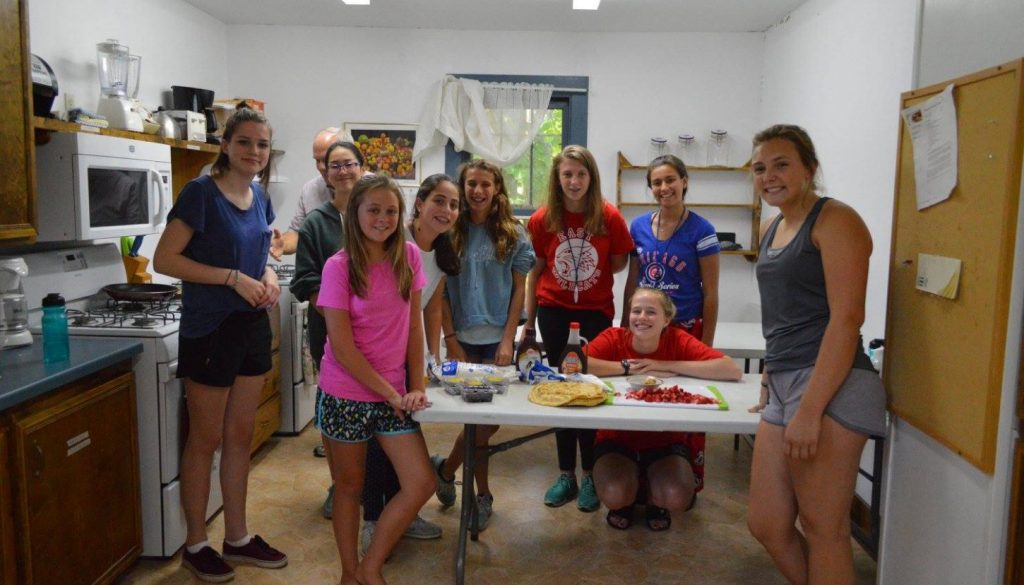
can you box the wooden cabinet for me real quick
[0,0,37,242]
[615,152,760,259]
[0,427,17,585]
[251,303,282,454]
[5,362,140,585]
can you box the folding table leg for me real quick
[455,423,477,585]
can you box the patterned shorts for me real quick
[315,388,420,443]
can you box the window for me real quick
[445,75,589,215]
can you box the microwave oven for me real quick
[35,133,173,242]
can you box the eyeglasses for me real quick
[328,161,361,173]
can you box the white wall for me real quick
[881,2,1024,583]
[28,0,228,116]
[225,25,766,322]
[758,0,919,342]
[917,0,1024,87]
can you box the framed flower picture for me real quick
[342,123,418,186]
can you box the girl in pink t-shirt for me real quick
[315,175,434,585]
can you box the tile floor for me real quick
[117,424,877,584]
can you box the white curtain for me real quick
[413,75,554,166]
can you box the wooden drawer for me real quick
[259,351,280,404]
[250,392,281,454]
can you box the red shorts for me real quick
[670,318,703,342]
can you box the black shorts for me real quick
[594,440,693,472]
[177,310,273,387]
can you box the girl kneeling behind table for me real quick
[584,287,741,530]
[316,175,435,585]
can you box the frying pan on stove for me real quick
[102,283,179,302]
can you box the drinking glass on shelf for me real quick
[707,129,729,167]
[648,137,669,162]
[676,134,697,165]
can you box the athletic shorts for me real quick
[315,389,420,443]
[177,310,272,387]
[762,366,887,438]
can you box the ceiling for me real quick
[181,0,807,33]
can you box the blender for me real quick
[0,258,32,349]
[95,39,144,132]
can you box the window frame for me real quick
[443,74,589,216]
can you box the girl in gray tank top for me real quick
[745,124,887,585]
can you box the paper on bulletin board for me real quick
[901,84,958,210]
[915,253,962,299]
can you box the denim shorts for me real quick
[762,366,888,438]
[315,388,420,443]
[459,341,499,362]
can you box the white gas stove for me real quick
[18,243,219,558]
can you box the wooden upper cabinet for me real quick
[0,0,36,242]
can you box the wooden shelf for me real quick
[618,201,756,209]
[616,152,749,172]
[33,116,220,153]
[616,150,761,261]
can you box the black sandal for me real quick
[605,505,634,530]
[645,505,671,531]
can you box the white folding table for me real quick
[414,374,763,585]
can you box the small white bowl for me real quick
[626,375,662,391]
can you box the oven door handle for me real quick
[158,359,179,385]
[292,300,308,383]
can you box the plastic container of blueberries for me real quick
[461,384,495,403]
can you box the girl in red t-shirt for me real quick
[522,145,634,513]
[585,288,741,530]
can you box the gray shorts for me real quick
[762,366,887,438]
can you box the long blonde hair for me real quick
[451,159,521,262]
[342,175,413,300]
[544,145,606,236]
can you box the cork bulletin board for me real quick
[885,59,1024,474]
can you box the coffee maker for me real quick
[0,258,32,349]
[170,85,217,143]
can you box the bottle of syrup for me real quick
[558,322,587,374]
[515,327,543,378]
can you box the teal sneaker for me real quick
[544,472,578,507]
[475,494,494,531]
[577,475,600,512]
[430,454,457,508]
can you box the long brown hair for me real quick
[451,160,521,262]
[342,175,413,300]
[543,145,606,236]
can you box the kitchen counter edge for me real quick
[0,338,143,411]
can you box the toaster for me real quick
[166,110,206,143]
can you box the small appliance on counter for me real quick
[165,110,206,143]
[171,85,216,143]
[0,258,32,349]
[95,39,144,132]
[30,54,59,117]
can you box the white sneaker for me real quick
[404,515,442,539]
[360,521,375,557]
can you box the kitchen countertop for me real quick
[0,337,143,411]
